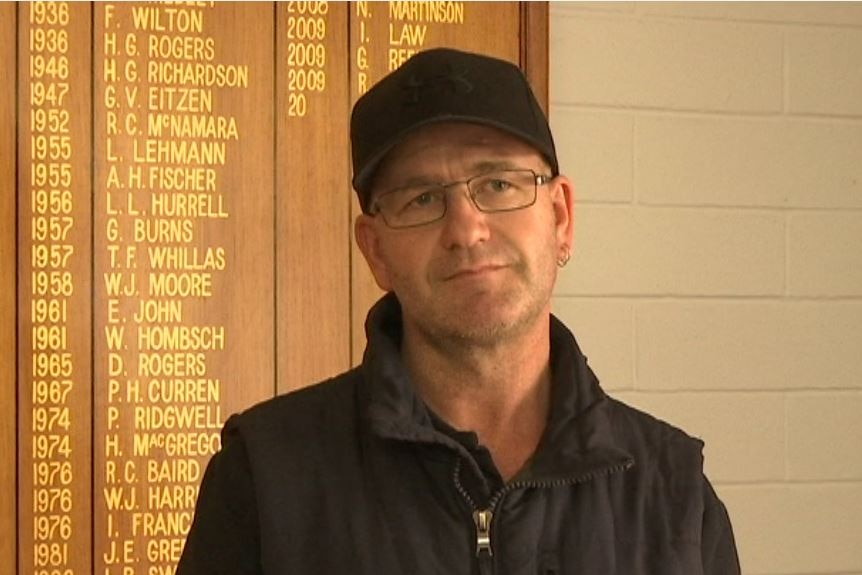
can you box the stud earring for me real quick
[557,246,571,268]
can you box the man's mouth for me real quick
[444,264,507,281]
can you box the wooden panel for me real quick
[18,3,92,575]
[348,1,525,362]
[5,2,548,572]
[521,2,549,114]
[0,5,16,575]
[91,4,274,573]
[276,1,351,393]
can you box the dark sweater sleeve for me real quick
[701,477,741,575]
[176,418,262,575]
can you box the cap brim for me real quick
[353,115,558,211]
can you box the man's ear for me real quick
[354,214,393,292]
[549,174,575,252]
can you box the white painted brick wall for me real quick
[789,212,862,296]
[636,116,862,209]
[550,3,862,574]
[787,28,862,116]
[560,206,786,296]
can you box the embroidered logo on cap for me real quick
[402,64,473,104]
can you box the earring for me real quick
[557,246,571,268]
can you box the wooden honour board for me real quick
[0,2,548,574]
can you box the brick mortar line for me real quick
[573,201,862,213]
[715,479,862,488]
[550,8,862,33]
[612,390,862,396]
[554,294,862,302]
[549,102,862,124]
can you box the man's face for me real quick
[355,122,574,348]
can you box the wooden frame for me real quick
[3,3,548,572]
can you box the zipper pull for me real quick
[472,509,493,556]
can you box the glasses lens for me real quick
[377,186,446,228]
[470,170,537,212]
[374,169,541,228]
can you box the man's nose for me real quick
[439,186,490,249]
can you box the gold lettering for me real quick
[356,46,368,71]
[124,59,138,82]
[145,537,187,563]
[103,485,137,511]
[127,379,141,402]
[146,378,219,403]
[147,166,217,192]
[106,136,119,161]
[138,325,225,351]
[131,6,204,33]
[124,32,138,57]
[95,7,243,568]
[388,23,427,46]
[133,217,195,243]
[146,87,213,113]
[105,433,120,457]
[108,378,121,402]
[103,272,137,297]
[148,34,215,61]
[105,32,117,55]
[106,110,118,135]
[131,510,194,537]
[388,1,465,24]
[137,352,207,377]
[123,111,138,135]
[104,5,116,30]
[147,60,249,88]
[107,298,121,322]
[102,539,135,565]
[132,299,184,324]
[123,85,138,107]
[29,7,80,569]
[150,193,228,219]
[145,459,202,483]
[133,431,220,457]
[132,138,225,164]
[128,165,143,188]
[147,113,239,140]
[104,57,117,82]
[147,245,226,270]
[147,272,213,297]
[147,484,199,509]
[389,48,417,71]
[106,460,117,484]
[134,404,222,431]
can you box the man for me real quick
[178,48,740,574]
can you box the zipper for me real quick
[473,509,493,556]
[453,456,634,559]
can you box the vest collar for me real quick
[359,293,632,480]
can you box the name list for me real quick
[26,3,82,574]
[98,3,247,573]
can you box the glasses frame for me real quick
[369,168,553,229]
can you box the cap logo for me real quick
[402,64,473,105]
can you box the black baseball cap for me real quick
[350,48,558,212]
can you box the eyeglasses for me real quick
[369,168,552,229]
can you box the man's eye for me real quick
[402,190,439,211]
[477,178,514,195]
[414,192,435,206]
[488,179,513,192]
